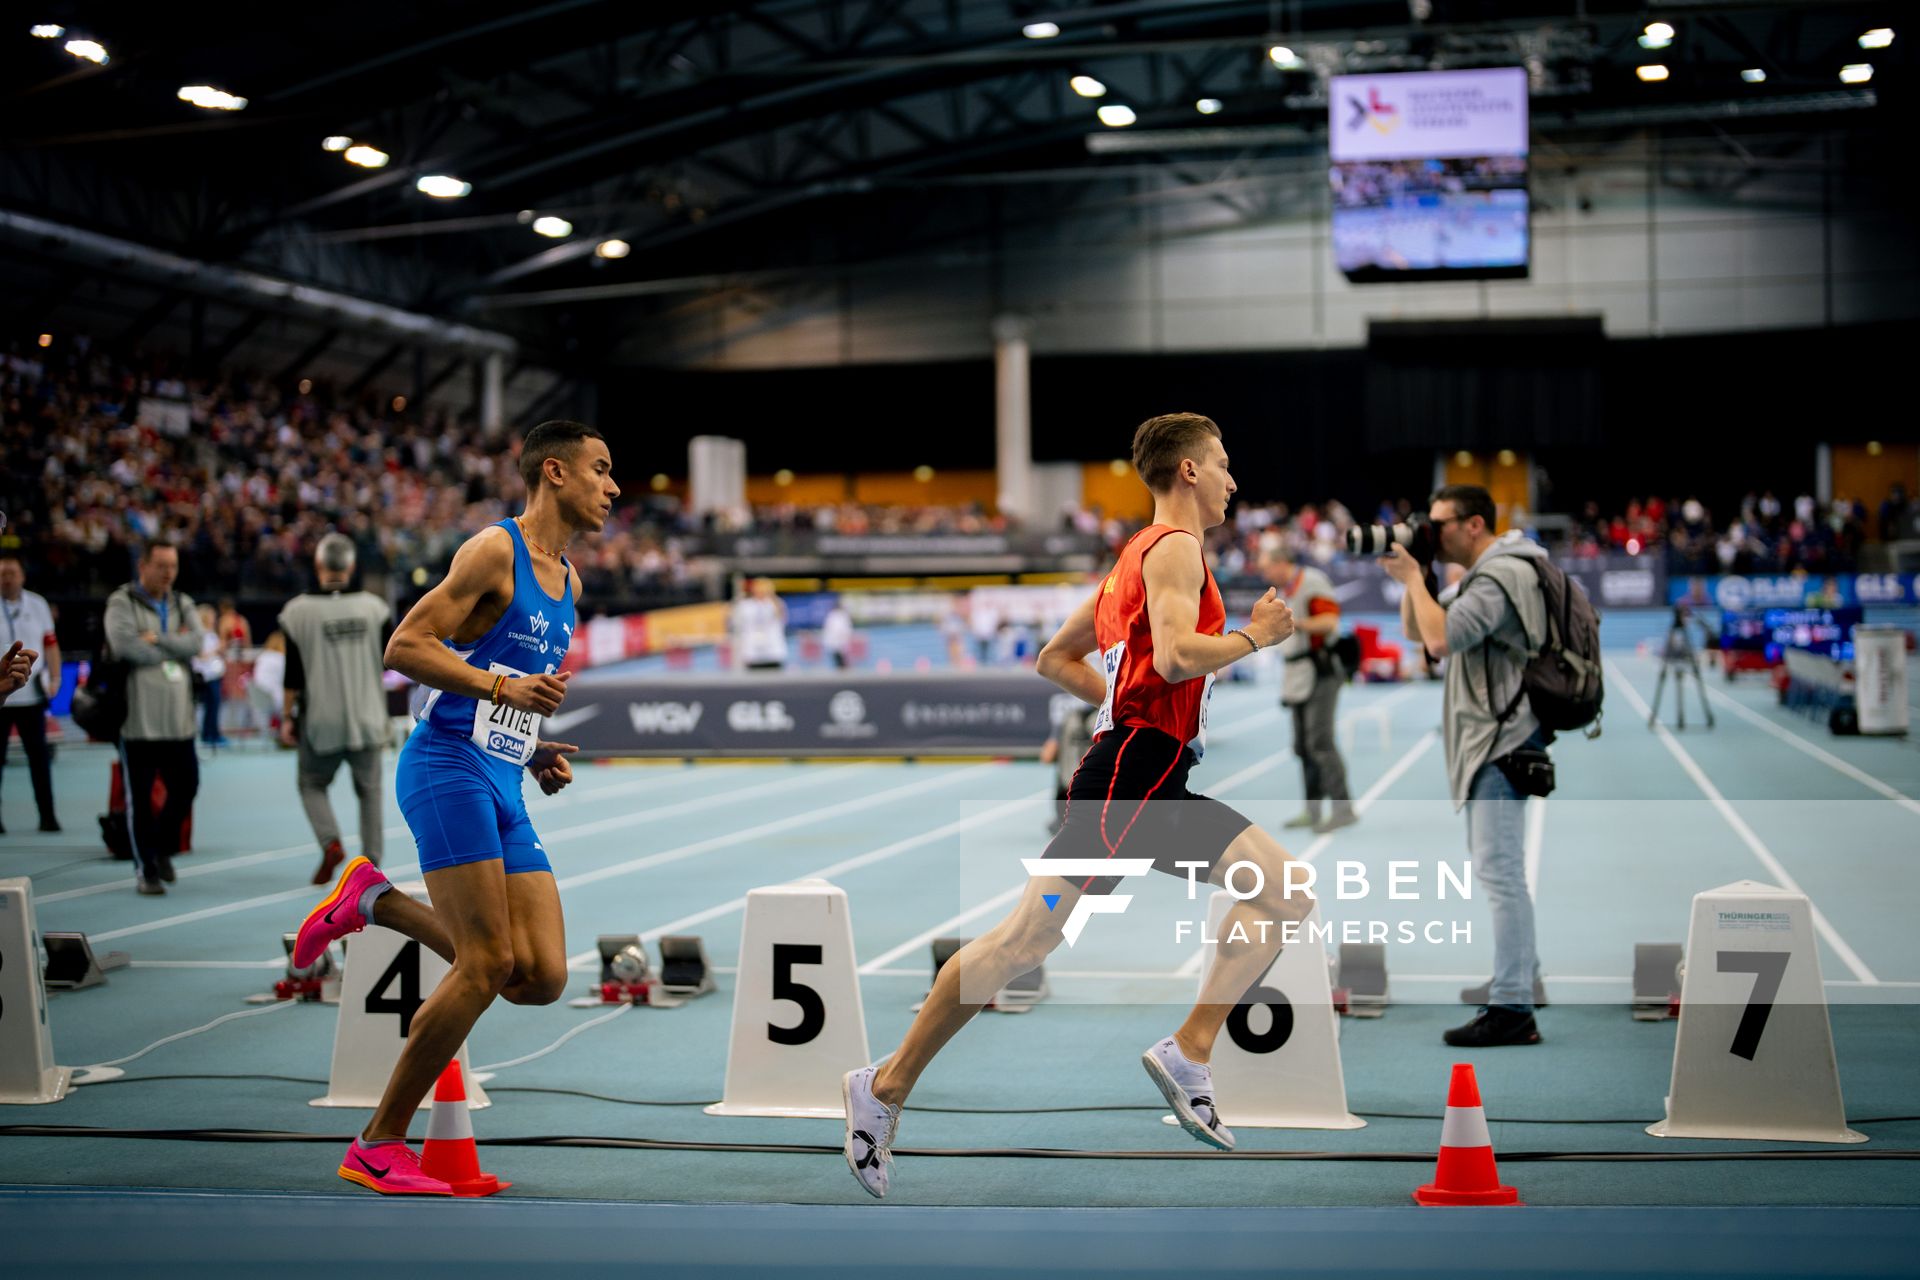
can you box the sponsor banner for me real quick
[1329,67,1529,163]
[562,601,731,671]
[1670,573,1920,611]
[1225,555,1665,615]
[554,672,1057,757]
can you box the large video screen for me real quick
[1329,68,1530,283]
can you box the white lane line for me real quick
[1607,659,1880,985]
[1695,675,1920,818]
[552,766,976,892]
[1524,795,1546,899]
[855,968,1920,988]
[35,765,701,904]
[539,766,839,845]
[1207,685,1423,798]
[1176,729,1440,977]
[81,766,894,942]
[858,885,1025,976]
[567,790,1046,969]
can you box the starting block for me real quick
[1332,942,1389,1017]
[272,931,340,1004]
[912,937,1047,1013]
[659,935,718,998]
[41,933,129,992]
[571,934,719,1009]
[1632,942,1683,1021]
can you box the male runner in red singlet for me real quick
[843,412,1307,1198]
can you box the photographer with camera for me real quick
[1378,484,1551,1048]
[1261,546,1355,834]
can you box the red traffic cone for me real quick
[419,1061,511,1197]
[1413,1063,1521,1206]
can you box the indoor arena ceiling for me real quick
[2,0,1909,376]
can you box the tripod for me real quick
[1648,606,1715,731]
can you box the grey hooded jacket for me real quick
[1438,534,1550,810]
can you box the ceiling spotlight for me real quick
[1268,45,1301,67]
[595,239,630,259]
[1023,22,1059,39]
[1195,98,1223,114]
[1636,64,1670,82]
[63,37,107,64]
[1096,104,1136,127]
[343,144,389,168]
[1859,29,1894,50]
[321,135,352,151]
[30,24,63,38]
[1839,63,1873,84]
[1069,74,1106,98]
[415,174,472,198]
[531,215,572,238]
[1638,22,1674,50]
[1740,68,1767,83]
[177,85,248,111]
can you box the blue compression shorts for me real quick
[395,723,553,876]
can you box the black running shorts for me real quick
[1041,724,1256,895]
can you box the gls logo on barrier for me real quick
[628,702,704,734]
[727,701,796,732]
[1020,858,1155,946]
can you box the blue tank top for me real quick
[415,519,575,772]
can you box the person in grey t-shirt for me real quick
[280,534,393,886]
[1386,483,1550,1050]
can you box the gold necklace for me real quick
[516,517,564,559]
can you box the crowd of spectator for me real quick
[1561,490,1906,575]
[3,337,1912,632]
[0,342,702,610]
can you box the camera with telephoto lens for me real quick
[1345,514,1437,565]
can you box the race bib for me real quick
[1091,640,1125,737]
[472,662,540,766]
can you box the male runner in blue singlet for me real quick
[291,419,619,1195]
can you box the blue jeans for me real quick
[1465,732,1546,1011]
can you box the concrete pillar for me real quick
[1815,443,1832,506]
[993,314,1034,523]
[480,351,505,434]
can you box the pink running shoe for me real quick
[294,856,388,970]
[337,1139,454,1197]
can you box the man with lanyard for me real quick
[104,542,205,894]
[279,533,393,885]
[1263,545,1356,834]
[0,553,62,834]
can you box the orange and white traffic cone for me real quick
[1413,1063,1520,1206]
[419,1060,511,1197]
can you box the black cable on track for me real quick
[3,1125,1916,1163]
[69,1075,1920,1128]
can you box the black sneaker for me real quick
[1458,977,1550,1008]
[1443,1006,1541,1047]
[157,856,177,884]
[136,878,166,896]
[39,817,61,833]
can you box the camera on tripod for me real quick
[1346,514,1437,564]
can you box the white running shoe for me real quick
[842,1066,902,1199]
[1142,1036,1236,1151]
